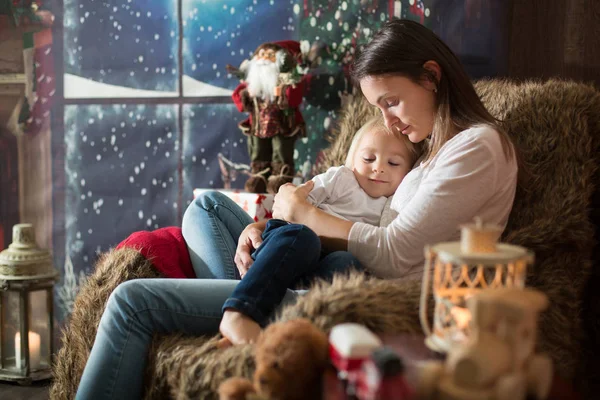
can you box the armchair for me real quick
[51,78,600,399]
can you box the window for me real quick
[58,1,303,300]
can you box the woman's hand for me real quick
[272,181,314,223]
[234,222,265,277]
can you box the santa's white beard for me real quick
[246,59,280,103]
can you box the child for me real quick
[219,116,420,345]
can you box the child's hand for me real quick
[272,181,314,222]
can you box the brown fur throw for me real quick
[144,274,421,400]
[475,79,600,398]
[50,249,161,400]
[51,79,600,400]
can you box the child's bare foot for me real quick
[220,309,261,345]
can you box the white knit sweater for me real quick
[348,125,518,279]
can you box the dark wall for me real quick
[507,0,600,86]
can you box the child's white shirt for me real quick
[307,166,388,226]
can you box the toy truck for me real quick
[329,323,414,400]
[355,346,414,400]
[329,323,382,378]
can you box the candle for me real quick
[451,306,472,330]
[449,306,472,343]
[15,331,41,369]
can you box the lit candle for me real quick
[15,331,41,369]
[451,306,472,331]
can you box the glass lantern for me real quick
[0,223,58,384]
[419,218,534,353]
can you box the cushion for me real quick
[116,227,196,279]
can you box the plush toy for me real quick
[229,41,307,194]
[218,319,329,400]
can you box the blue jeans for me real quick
[223,219,361,326]
[76,191,362,400]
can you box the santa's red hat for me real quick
[252,40,304,67]
[274,40,302,62]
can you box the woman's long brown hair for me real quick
[351,19,515,164]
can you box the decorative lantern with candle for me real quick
[0,223,58,384]
[419,218,534,353]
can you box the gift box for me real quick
[193,189,274,222]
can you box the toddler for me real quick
[220,116,419,345]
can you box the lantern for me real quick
[0,223,58,384]
[419,218,534,353]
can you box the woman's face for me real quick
[360,75,436,143]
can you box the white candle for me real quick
[15,331,41,370]
[451,306,472,330]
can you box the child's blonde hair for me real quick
[345,115,420,168]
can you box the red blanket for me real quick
[116,227,196,279]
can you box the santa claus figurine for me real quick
[230,40,306,194]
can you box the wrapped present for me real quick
[193,189,274,222]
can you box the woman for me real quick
[75,19,517,400]
[271,19,517,279]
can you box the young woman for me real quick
[75,19,517,400]
[268,18,517,279]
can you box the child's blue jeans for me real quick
[222,219,361,325]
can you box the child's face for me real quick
[351,129,413,198]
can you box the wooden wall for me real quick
[0,129,19,250]
[507,0,600,86]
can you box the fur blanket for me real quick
[51,79,600,399]
[50,249,161,399]
[475,79,600,398]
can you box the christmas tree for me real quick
[297,0,390,173]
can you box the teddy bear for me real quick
[218,319,329,400]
